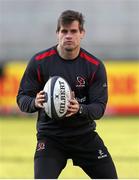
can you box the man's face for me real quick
[57,20,85,51]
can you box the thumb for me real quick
[71,91,75,99]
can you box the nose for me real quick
[65,32,72,39]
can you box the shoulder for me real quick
[32,46,57,61]
[80,48,102,66]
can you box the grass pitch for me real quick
[0,115,139,178]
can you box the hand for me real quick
[35,90,46,108]
[66,92,80,117]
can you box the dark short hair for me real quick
[56,10,85,32]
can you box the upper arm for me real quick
[18,57,43,97]
[88,62,108,105]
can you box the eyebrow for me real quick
[60,28,79,33]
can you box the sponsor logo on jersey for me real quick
[97,149,108,159]
[102,82,107,88]
[37,142,46,151]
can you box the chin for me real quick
[65,47,73,51]
[64,45,76,51]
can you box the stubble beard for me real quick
[64,44,79,52]
[65,47,73,52]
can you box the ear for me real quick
[56,30,58,36]
[80,29,85,39]
[56,31,59,40]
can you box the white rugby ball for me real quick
[43,76,71,119]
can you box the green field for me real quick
[0,115,139,178]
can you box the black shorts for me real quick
[34,131,118,179]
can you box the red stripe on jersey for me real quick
[35,49,56,61]
[89,72,96,85]
[80,52,99,66]
[37,66,42,82]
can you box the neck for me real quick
[57,45,80,60]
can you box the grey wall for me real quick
[0,0,139,61]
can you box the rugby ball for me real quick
[43,76,71,119]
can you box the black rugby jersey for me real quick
[17,46,108,138]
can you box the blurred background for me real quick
[0,0,139,178]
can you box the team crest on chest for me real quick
[76,76,86,88]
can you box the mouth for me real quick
[65,41,73,43]
[64,41,73,46]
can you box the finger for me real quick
[68,101,78,106]
[39,90,45,95]
[37,99,46,104]
[66,112,74,117]
[67,105,78,112]
[36,91,45,99]
[68,102,79,108]
[35,95,45,108]
[71,91,75,99]
[37,95,45,100]
[68,106,78,111]
[68,99,78,106]
[37,103,45,108]
[67,104,79,114]
[36,92,46,102]
[68,108,78,114]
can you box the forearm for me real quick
[79,62,108,121]
[79,102,106,121]
[17,95,38,113]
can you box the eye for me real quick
[71,29,78,34]
[61,29,68,34]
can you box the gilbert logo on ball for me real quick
[43,76,71,119]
